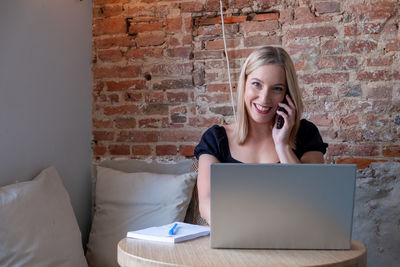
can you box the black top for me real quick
[194,119,328,163]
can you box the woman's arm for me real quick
[300,151,325,163]
[197,154,220,225]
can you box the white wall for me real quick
[0,0,92,245]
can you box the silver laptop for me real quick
[210,163,356,249]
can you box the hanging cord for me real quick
[219,0,237,121]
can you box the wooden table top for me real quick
[118,236,366,267]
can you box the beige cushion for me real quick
[86,162,196,267]
[0,166,87,267]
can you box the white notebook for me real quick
[127,222,210,243]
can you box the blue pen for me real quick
[168,223,179,235]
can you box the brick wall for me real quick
[92,0,400,168]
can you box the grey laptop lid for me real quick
[210,164,356,249]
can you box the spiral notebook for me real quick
[127,222,210,243]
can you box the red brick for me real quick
[93,18,126,36]
[349,40,378,53]
[125,47,163,59]
[205,39,240,50]
[230,0,253,9]
[386,41,400,52]
[317,56,358,70]
[93,145,107,156]
[188,116,223,127]
[136,31,166,47]
[327,144,351,156]
[204,0,226,12]
[300,73,349,84]
[139,118,169,128]
[256,0,281,8]
[197,24,238,36]
[349,1,397,21]
[344,25,361,36]
[241,20,278,33]
[128,22,163,34]
[93,131,114,141]
[93,119,113,129]
[108,94,119,103]
[144,92,165,103]
[166,47,193,58]
[166,18,182,32]
[104,105,137,115]
[94,36,135,49]
[95,5,123,17]
[382,146,400,157]
[106,80,146,91]
[227,49,254,59]
[339,114,359,127]
[167,92,188,103]
[127,16,160,23]
[114,117,136,129]
[150,63,193,76]
[286,43,315,55]
[156,145,177,155]
[244,35,281,47]
[336,158,387,169]
[193,50,224,60]
[288,26,337,38]
[140,103,169,115]
[367,86,392,99]
[294,6,318,24]
[367,57,393,67]
[279,9,293,24]
[132,145,152,156]
[118,130,159,142]
[124,92,143,102]
[93,65,141,79]
[313,87,332,96]
[253,13,279,21]
[160,130,202,142]
[179,145,195,157]
[356,70,392,82]
[109,144,130,155]
[207,83,236,93]
[315,1,340,13]
[97,49,123,62]
[153,79,192,90]
[94,0,129,4]
[353,145,379,156]
[310,114,332,127]
[181,1,203,12]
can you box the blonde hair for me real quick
[234,46,303,147]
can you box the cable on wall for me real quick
[219,0,237,121]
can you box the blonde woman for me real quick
[194,46,328,225]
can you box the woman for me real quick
[194,46,328,225]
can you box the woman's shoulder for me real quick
[203,124,228,139]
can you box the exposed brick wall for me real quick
[92,0,400,168]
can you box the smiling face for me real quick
[244,64,287,125]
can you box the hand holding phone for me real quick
[276,96,288,129]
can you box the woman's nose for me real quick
[259,87,270,102]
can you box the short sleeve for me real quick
[294,119,328,159]
[194,125,229,162]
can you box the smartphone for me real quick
[276,95,288,129]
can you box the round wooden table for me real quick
[117,236,366,267]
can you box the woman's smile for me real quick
[253,103,272,114]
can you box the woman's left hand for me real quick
[272,94,296,147]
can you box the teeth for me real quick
[255,103,270,111]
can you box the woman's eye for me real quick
[252,82,261,87]
[273,87,283,91]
